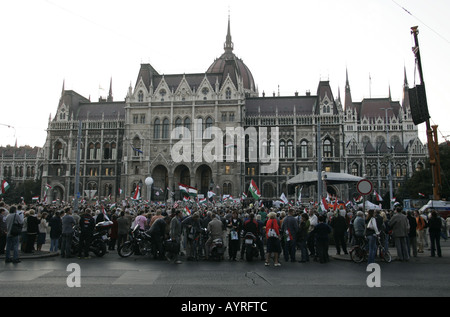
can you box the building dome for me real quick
[206,18,256,94]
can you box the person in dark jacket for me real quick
[407,211,418,257]
[330,210,348,255]
[281,209,299,262]
[78,209,95,258]
[297,213,310,263]
[148,216,169,259]
[313,215,332,263]
[25,210,39,253]
[48,211,62,252]
[428,210,442,257]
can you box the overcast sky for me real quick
[1,0,449,148]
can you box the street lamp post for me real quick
[145,177,153,203]
[381,108,394,209]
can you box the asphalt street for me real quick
[1,239,449,299]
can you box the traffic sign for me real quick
[357,179,373,196]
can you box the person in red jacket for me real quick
[265,212,281,267]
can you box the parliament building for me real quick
[38,19,427,204]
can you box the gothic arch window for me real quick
[133,137,142,156]
[287,140,294,158]
[381,164,387,177]
[103,142,110,160]
[225,87,232,100]
[195,117,203,139]
[95,143,101,159]
[323,139,332,157]
[154,118,161,139]
[175,117,182,128]
[162,118,170,139]
[263,182,275,198]
[54,141,63,160]
[205,117,213,139]
[351,163,359,176]
[184,117,191,131]
[300,140,308,158]
[376,136,385,149]
[223,182,232,196]
[279,140,286,159]
[138,90,144,102]
[88,143,95,160]
[111,142,117,160]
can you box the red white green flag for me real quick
[1,180,9,194]
[249,179,261,200]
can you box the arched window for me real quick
[133,137,142,156]
[205,117,213,138]
[223,182,232,195]
[279,140,286,159]
[287,140,294,158]
[54,142,63,160]
[138,90,144,102]
[323,139,332,157]
[103,142,110,159]
[184,117,191,131]
[351,163,359,176]
[95,143,101,159]
[162,118,169,139]
[154,118,160,139]
[196,117,203,139]
[88,143,95,160]
[300,140,308,158]
[175,117,182,128]
[225,87,231,100]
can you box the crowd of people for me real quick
[1,200,448,265]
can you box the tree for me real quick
[399,143,450,200]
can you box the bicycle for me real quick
[349,234,391,263]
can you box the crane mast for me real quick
[410,26,442,200]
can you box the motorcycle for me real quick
[118,224,153,258]
[71,220,112,257]
[209,237,226,261]
[244,232,259,262]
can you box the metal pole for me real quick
[317,116,322,201]
[382,108,394,210]
[73,121,82,212]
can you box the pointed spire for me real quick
[403,66,408,87]
[344,68,353,112]
[107,77,113,102]
[224,14,234,54]
[61,79,65,96]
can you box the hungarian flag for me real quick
[198,197,207,204]
[132,184,141,200]
[1,180,9,194]
[241,192,247,200]
[249,179,261,200]
[418,192,425,197]
[179,183,198,197]
[319,197,328,213]
[373,190,383,201]
[32,196,40,201]
[183,206,191,217]
[208,190,216,199]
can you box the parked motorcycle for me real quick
[244,232,259,262]
[209,237,226,261]
[71,220,112,257]
[118,224,153,258]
